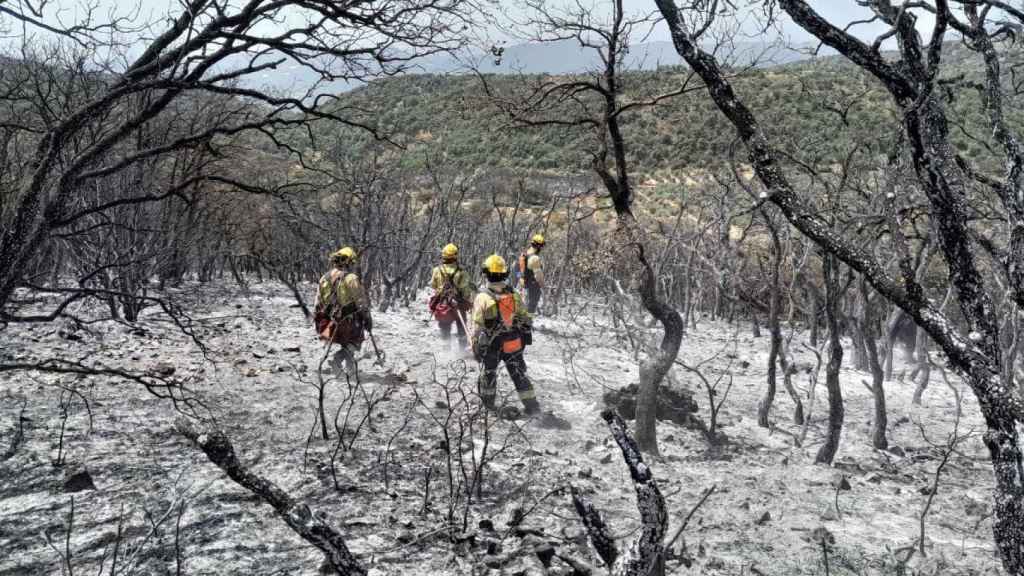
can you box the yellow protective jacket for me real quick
[430,264,474,304]
[470,282,531,353]
[317,268,369,319]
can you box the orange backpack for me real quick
[496,293,522,353]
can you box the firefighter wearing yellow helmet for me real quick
[429,243,474,350]
[470,254,539,416]
[314,246,373,376]
[516,233,545,314]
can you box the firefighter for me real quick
[314,247,373,377]
[429,243,474,350]
[517,233,545,314]
[471,254,539,416]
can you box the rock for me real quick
[484,553,509,569]
[820,505,839,521]
[434,401,449,410]
[482,536,502,555]
[918,485,935,495]
[507,507,525,527]
[154,362,176,376]
[534,541,556,567]
[283,346,301,353]
[834,475,852,491]
[602,383,699,427]
[245,368,258,378]
[810,526,835,546]
[599,453,613,464]
[888,445,906,457]
[396,531,415,544]
[756,511,772,525]
[63,467,97,493]
[577,468,592,479]
[275,364,289,373]
[478,519,495,532]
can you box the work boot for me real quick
[522,398,541,416]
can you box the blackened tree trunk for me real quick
[654,1,1024,570]
[816,254,845,464]
[912,329,931,405]
[860,279,888,450]
[757,211,782,428]
[489,0,686,455]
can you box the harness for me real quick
[319,270,358,321]
[438,265,464,305]
[482,287,523,354]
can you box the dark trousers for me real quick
[478,349,536,408]
[439,316,467,347]
[525,285,542,314]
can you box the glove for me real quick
[361,310,374,332]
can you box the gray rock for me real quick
[154,362,176,376]
[63,467,97,493]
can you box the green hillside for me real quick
[319,45,1011,176]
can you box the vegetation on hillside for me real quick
[322,43,1011,176]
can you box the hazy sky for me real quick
[18,0,938,47]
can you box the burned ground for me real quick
[0,282,999,575]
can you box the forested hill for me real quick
[323,43,1009,175]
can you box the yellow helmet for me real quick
[531,233,545,246]
[331,246,357,265]
[441,243,458,261]
[482,254,508,275]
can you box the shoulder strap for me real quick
[324,270,344,310]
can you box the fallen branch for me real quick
[572,410,667,575]
[176,418,366,576]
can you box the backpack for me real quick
[517,251,536,287]
[484,288,523,354]
[429,266,467,320]
[314,271,364,345]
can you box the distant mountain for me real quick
[237,39,830,96]
[310,43,1004,176]
[438,39,826,75]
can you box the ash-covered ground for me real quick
[0,282,1000,575]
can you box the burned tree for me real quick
[654,0,1024,570]
[0,0,476,323]
[484,0,691,453]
